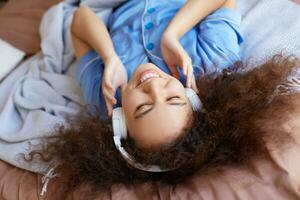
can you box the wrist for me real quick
[103,52,118,64]
[161,30,181,47]
[163,27,182,40]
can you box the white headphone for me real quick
[112,88,202,172]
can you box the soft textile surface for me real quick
[238,0,300,67]
[0,100,300,199]
[0,0,127,174]
[0,0,300,199]
[0,0,62,54]
[0,2,82,174]
[0,39,25,81]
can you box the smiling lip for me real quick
[138,70,160,86]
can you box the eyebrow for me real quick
[134,102,187,119]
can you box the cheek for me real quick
[121,86,133,105]
[121,89,140,115]
[121,91,133,109]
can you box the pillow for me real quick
[0,0,62,55]
[0,39,25,81]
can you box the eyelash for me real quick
[166,96,180,101]
[137,96,180,110]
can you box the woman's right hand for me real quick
[161,31,198,93]
[102,54,127,117]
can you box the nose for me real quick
[142,78,168,101]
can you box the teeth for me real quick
[140,73,159,83]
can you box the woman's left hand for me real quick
[102,55,128,117]
[161,31,198,93]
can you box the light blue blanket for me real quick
[0,0,126,174]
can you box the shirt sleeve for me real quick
[75,50,109,120]
[197,8,244,74]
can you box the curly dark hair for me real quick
[30,55,299,193]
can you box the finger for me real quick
[186,64,193,88]
[103,91,112,115]
[104,97,113,117]
[169,65,180,79]
[103,89,117,117]
[103,76,115,91]
[165,60,180,79]
[191,75,199,93]
[178,49,191,76]
[182,61,188,76]
[103,87,117,105]
[107,92,117,105]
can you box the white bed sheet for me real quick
[238,0,300,67]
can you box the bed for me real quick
[0,0,300,199]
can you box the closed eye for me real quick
[136,103,152,111]
[136,96,180,111]
[134,96,187,119]
[134,103,153,119]
[166,96,180,101]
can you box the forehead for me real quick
[127,104,192,148]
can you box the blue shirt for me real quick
[76,0,243,120]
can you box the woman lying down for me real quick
[32,0,300,194]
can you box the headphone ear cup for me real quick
[112,107,127,139]
[185,88,202,111]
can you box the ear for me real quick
[112,107,127,139]
[185,88,202,111]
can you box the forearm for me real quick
[71,6,116,62]
[165,0,226,39]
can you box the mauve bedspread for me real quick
[2,95,300,199]
[0,0,62,54]
[0,122,300,200]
